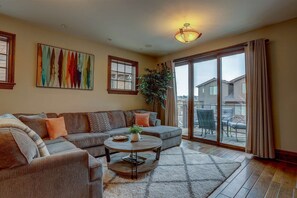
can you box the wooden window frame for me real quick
[0,30,16,89]
[107,55,138,95]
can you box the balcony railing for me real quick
[177,99,246,128]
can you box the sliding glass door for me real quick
[220,53,246,147]
[175,64,189,137]
[193,59,218,142]
[175,47,247,149]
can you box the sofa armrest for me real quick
[0,150,91,198]
[155,119,161,126]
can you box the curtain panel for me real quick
[245,39,275,159]
[164,61,178,126]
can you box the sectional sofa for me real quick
[0,110,182,198]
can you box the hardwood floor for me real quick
[180,140,297,198]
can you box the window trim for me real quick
[107,55,138,95]
[0,30,16,89]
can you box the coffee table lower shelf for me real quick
[107,152,159,178]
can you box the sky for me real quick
[175,53,245,96]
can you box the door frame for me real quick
[177,45,246,151]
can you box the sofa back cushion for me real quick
[106,111,126,129]
[0,128,39,169]
[124,110,135,127]
[59,113,90,134]
[19,117,49,138]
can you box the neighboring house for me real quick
[225,75,246,104]
[196,77,229,106]
[196,75,246,106]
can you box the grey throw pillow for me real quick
[87,112,112,132]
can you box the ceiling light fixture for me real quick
[175,23,202,43]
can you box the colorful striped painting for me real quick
[36,43,94,90]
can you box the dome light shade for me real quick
[175,23,202,43]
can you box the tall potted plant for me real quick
[138,63,173,111]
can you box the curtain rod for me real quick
[173,39,270,63]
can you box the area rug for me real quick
[100,147,241,198]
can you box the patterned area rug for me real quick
[101,147,240,198]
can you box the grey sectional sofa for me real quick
[0,109,182,198]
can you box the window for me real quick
[0,31,15,89]
[209,86,217,95]
[107,55,138,95]
[242,83,246,94]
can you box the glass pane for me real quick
[111,80,117,89]
[118,64,125,72]
[220,53,246,147]
[0,68,6,81]
[111,62,117,71]
[125,73,132,81]
[111,71,117,80]
[193,59,217,141]
[125,65,132,73]
[175,64,189,137]
[0,40,7,54]
[132,67,136,90]
[125,82,132,90]
[0,54,7,68]
[117,72,125,81]
[117,81,125,89]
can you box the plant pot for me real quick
[131,133,141,142]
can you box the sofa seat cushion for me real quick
[64,133,110,149]
[141,126,182,140]
[43,137,67,145]
[89,155,102,182]
[45,141,77,155]
[105,127,130,137]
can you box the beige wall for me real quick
[0,14,156,114]
[159,18,297,153]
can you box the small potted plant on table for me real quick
[129,125,142,142]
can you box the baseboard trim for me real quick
[275,149,297,164]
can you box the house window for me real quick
[107,55,138,95]
[242,83,246,94]
[0,31,16,89]
[209,86,217,95]
[202,88,204,93]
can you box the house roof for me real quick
[196,78,229,88]
[228,75,245,83]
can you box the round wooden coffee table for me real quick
[104,135,162,179]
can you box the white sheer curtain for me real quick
[165,61,178,126]
[245,39,275,159]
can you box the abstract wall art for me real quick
[36,43,94,90]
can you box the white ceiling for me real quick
[1,0,297,57]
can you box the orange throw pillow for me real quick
[134,113,150,127]
[45,117,68,140]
